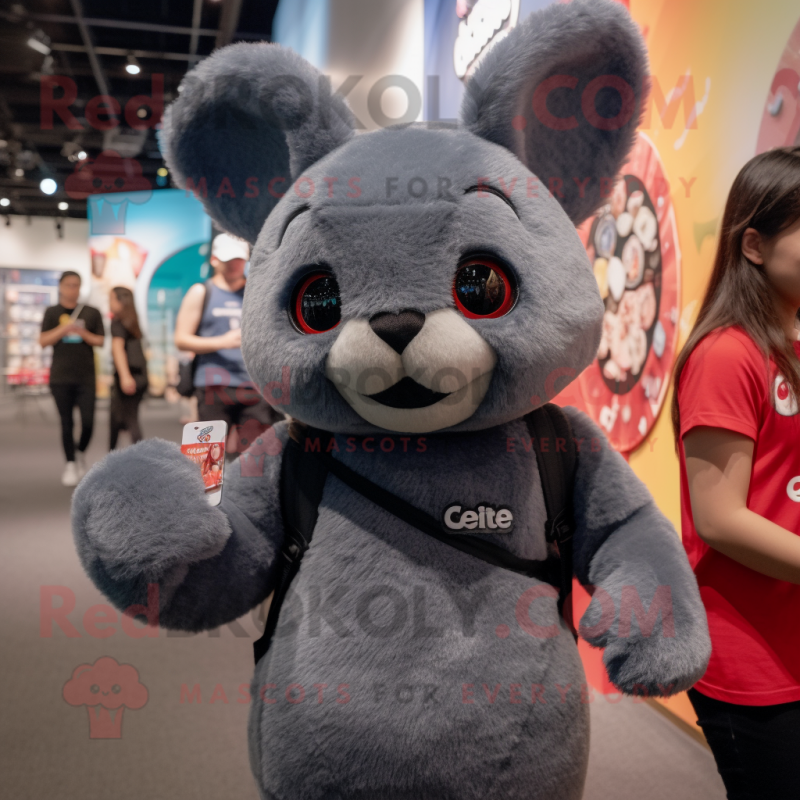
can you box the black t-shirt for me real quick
[110,319,147,378]
[41,303,105,386]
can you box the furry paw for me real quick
[578,567,711,697]
[598,625,711,697]
[71,438,232,585]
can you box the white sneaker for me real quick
[76,451,87,479]
[61,461,79,487]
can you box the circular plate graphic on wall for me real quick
[756,15,800,152]
[554,132,681,453]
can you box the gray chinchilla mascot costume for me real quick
[72,1,711,797]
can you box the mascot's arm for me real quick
[70,423,289,632]
[561,406,711,696]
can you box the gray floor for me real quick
[0,393,726,799]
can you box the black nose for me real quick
[369,310,426,354]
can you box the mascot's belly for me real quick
[248,453,590,800]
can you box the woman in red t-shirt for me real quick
[672,146,800,798]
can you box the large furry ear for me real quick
[460,0,649,226]
[160,42,356,243]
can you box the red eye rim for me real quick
[292,271,341,334]
[453,258,516,319]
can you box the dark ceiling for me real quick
[0,0,279,219]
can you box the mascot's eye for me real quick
[453,258,516,319]
[90,684,100,694]
[111,684,121,694]
[291,271,341,334]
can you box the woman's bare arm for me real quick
[684,425,800,583]
[174,283,240,354]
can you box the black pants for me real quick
[194,384,283,460]
[50,382,96,462]
[109,384,146,450]
[688,687,800,798]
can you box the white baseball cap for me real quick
[211,233,250,262]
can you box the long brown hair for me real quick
[671,146,800,450]
[111,286,142,339]
[202,442,224,474]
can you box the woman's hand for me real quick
[121,375,137,395]
[218,327,242,349]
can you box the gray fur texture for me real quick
[564,408,711,695]
[461,0,649,225]
[72,1,710,798]
[240,124,607,435]
[160,42,356,243]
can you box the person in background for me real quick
[672,146,800,798]
[174,233,282,457]
[109,286,148,450]
[39,270,105,487]
[202,442,224,477]
[165,350,199,424]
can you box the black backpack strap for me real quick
[254,414,577,665]
[310,442,562,585]
[524,404,577,626]
[252,430,333,665]
[198,279,213,332]
[190,280,214,383]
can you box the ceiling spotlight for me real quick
[40,178,57,195]
[27,33,51,56]
[126,55,141,75]
[0,198,9,207]
[14,168,24,177]
[58,201,69,211]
